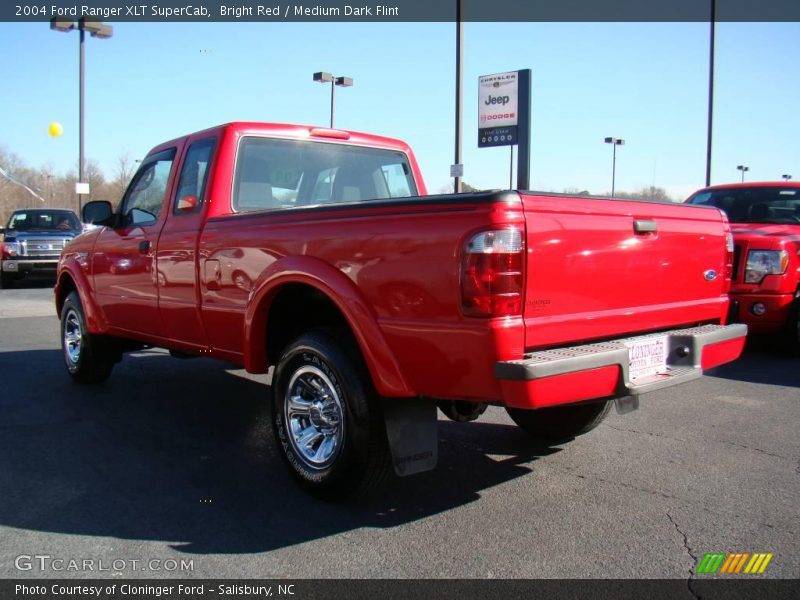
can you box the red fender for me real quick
[56,257,109,334]
[243,255,414,398]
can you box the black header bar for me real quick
[5,0,800,22]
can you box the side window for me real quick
[121,148,176,226]
[233,140,275,213]
[380,163,413,198]
[688,192,712,206]
[311,168,335,203]
[174,138,215,215]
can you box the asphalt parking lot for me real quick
[0,283,797,582]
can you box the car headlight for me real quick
[1,241,22,258]
[744,250,789,283]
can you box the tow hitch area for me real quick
[496,324,748,410]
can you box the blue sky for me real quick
[0,20,798,199]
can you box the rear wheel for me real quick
[61,291,117,384]
[0,272,15,289]
[270,330,391,500]
[506,401,612,443]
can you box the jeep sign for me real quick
[478,71,519,148]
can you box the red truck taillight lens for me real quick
[724,231,734,285]
[461,228,524,317]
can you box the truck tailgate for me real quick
[521,194,730,350]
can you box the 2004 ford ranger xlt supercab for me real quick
[55,122,747,499]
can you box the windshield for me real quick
[6,210,81,232]
[688,187,800,225]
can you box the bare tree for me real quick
[611,186,676,203]
[108,151,136,203]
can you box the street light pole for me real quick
[454,0,463,194]
[79,24,85,213]
[50,17,113,216]
[705,0,716,187]
[737,165,749,182]
[313,72,353,128]
[604,137,625,197]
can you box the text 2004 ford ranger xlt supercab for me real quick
[55,122,746,499]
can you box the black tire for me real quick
[270,330,392,500]
[506,400,612,443]
[0,272,15,289]
[61,291,116,384]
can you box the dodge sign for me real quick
[478,71,519,147]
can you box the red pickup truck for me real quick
[56,122,746,499]
[686,182,800,352]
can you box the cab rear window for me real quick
[232,137,417,213]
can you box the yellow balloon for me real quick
[48,122,63,137]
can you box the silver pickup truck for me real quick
[1,208,81,288]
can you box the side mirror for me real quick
[176,195,198,213]
[82,200,114,226]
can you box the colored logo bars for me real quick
[697,552,773,575]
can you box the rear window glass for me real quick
[232,137,417,213]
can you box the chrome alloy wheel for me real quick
[284,365,345,469]
[63,308,83,368]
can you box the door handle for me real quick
[138,240,151,254]
[633,219,657,234]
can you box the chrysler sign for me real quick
[478,71,519,147]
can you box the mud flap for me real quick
[614,394,639,415]
[381,398,438,476]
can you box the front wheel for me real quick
[270,330,391,500]
[61,291,117,384]
[506,400,612,443]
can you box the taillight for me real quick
[724,231,734,286]
[461,228,524,317]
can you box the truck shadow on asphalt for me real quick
[0,278,55,290]
[0,349,561,555]
[705,342,800,387]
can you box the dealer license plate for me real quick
[625,336,668,381]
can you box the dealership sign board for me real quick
[478,71,520,147]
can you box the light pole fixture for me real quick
[705,0,717,187]
[454,0,463,194]
[50,16,113,215]
[604,137,625,197]
[737,164,749,182]
[313,71,353,128]
[781,174,792,181]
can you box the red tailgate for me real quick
[520,194,730,350]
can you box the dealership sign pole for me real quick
[478,69,531,190]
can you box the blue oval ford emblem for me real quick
[704,269,717,281]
